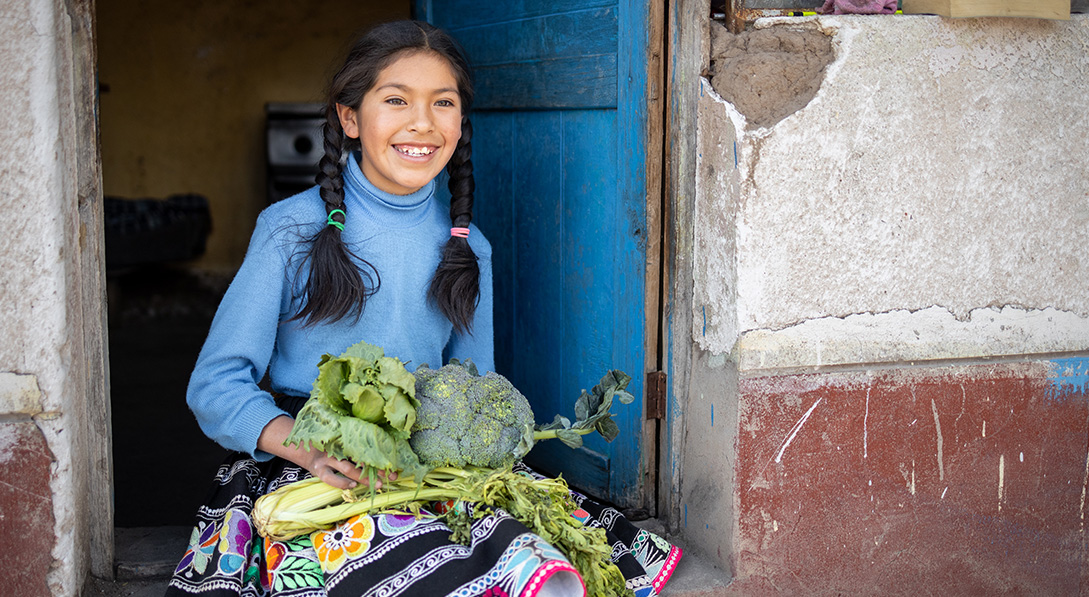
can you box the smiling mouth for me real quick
[395,145,436,157]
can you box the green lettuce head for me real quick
[285,341,426,480]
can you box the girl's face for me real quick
[337,51,463,196]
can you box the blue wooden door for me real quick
[417,0,656,508]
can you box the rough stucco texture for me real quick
[709,21,834,129]
[697,16,1089,355]
[731,358,1089,595]
[0,421,56,597]
[1,2,91,594]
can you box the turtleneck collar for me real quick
[342,152,436,229]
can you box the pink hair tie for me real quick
[450,227,470,239]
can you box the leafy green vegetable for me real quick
[269,348,639,597]
[284,341,427,481]
[533,369,634,448]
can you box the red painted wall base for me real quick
[732,358,1088,595]
[0,420,56,597]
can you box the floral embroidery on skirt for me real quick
[166,454,681,597]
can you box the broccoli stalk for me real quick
[531,369,635,449]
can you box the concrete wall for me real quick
[0,0,109,594]
[677,14,1089,593]
[97,0,408,271]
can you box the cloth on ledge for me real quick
[819,0,898,14]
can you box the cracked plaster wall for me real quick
[696,15,1089,370]
[0,0,99,594]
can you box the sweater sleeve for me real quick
[186,213,291,460]
[446,230,495,373]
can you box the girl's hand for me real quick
[299,449,367,490]
[257,415,397,490]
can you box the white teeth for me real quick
[398,146,433,157]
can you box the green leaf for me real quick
[311,359,350,414]
[342,341,384,363]
[592,370,632,400]
[555,429,584,449]
[596,416,621,443]
[536,414,571,432]
[447,357,480,376]
[341,355,376,384]
[573,369,634,431]
[381,386,417,433]
[574,390,593,422]
[345,384,386,423]
[338,417,402,471]
[285,400,342,452]
[323,438,349,463]
[376,357,417,396]
[513,423,535,461]
[392,434,428,481]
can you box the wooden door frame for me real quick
[661,0,710,526]
[641,0,668,516]
[74,0,115,579]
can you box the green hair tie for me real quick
[326,209,345,231]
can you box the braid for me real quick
[316,107,348,209]
[289,106,379,326]
[428,116,480,333]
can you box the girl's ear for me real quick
[336,103,361,139]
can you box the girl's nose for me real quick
[407,105,434,132]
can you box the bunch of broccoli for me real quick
[410,358,634,471]
[409,359,536,470]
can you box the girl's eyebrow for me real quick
[376,83,459,95]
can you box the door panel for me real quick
[424,0,616,30]
[418,0,651,506]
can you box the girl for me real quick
[167,20,679,597]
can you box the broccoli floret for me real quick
[411,362,534,469]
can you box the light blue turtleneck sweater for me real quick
[186,157,494,460]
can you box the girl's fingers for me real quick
[317,465,355,490]
[327,458,373,488]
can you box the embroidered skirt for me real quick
[165,399,681,597]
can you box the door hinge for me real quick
[646,371,667,420]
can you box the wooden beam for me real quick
[663,0,710,526]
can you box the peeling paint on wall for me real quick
[695,16,1089,360]
[737,306,1089,372]
[1047,356,1089,400]
[707,20,835,129]
[0,371,43,415]
[732,361,1086,594]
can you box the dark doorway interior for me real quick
[108,267,230,526]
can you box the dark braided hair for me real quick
[429,114,479,332]
[291,20,480,332]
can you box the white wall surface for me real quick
[0,0,104,592]
[696,15,1089,372]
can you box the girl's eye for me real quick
[435,99,456,107]
[385,97,407,106]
